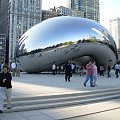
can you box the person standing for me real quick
[0,65,12,113]
[92,61,98,86]
[99,65,104,76]
[52,62,56,75]
[107,64,111,78]
[16,61,21,77]
[83,61,94,87]
[71,63,75,73]
[115,63,119,78]
[64,62,72,82]
[11,61,16,77]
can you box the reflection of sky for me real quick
[20,16,109,52]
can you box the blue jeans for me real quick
[84,75,93,86]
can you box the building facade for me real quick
[0,0,9,35]
[0,0,42,62]
[109,17,120,49]
[0,34,7,64]
[57,6,84,17]
[68,0,100,22]
[42,7,59,21]
[42,6,84,21]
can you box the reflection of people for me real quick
[0,65,12,113]
[64,62,72,82]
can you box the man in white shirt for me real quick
[52,62,56,75]
[11,61,16,77]
[115,63,119,78]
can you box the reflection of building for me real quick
[0,0,42,61]
[42,8,59,21]
[68,0,100,22]
[15,16,117,73]
[109,17,120,49]
[118,49,120,60]
[0,34,7,64]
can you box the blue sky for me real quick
[42,0,120,30]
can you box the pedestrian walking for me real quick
[115,63,119,78]
[83,61,94,87]
[0,65,12,113]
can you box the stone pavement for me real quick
[0,71,120,120]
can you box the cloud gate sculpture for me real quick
[15,16,118,73]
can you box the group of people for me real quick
[10,61,21,77]
[1,61,21,77]
[52,61,98,84]
[1,59,120,113]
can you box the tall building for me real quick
[0,34,7,64]
[57,6,72,16]
[42,6,84,21]
[0,0,42,62]
[109,17,120,49]
[68,0,100,22]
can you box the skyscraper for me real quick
[109,18,120,49]
[68,0,100,22]
[0,0,42,62]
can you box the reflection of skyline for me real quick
[15,16,117,73]
[16,16,116,57]
[42,0,120,30]
[17,36,112,57]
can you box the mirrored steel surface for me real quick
[15,16,117,58]
[15,16,117,72]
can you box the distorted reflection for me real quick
[14,16,117,73]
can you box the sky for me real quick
[42,0,120,30]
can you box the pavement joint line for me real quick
[57,106,120,120]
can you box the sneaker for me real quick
[83,83,86,87]
[90,85,95,87]
[0,110,3,113]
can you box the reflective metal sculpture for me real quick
[15,16,117,73]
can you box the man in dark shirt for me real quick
[64,62,72,82]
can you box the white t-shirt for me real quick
[52,64,56,70]
[115,64,119,70]
[11,63,16,69]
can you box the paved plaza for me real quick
[0,71,120,120]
